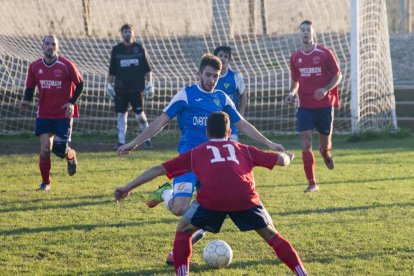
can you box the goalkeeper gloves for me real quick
[144,82,154,100]
[107,83,115,100]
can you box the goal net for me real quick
[0,0,396,135]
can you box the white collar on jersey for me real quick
[300,44,317,55]
[209,138,227,141]
[196,84,214,93]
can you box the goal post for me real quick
[0,0,397,135]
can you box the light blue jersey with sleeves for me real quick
[163,83,242,154]
[215,68,245,140]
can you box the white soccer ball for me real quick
[203,239,233,268]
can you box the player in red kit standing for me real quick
[285,20,342,193]
[20,35,84,192]
[114,112,308,276]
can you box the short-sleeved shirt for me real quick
[290,44,341,108]
[215,68,245,109]
[162,140,278,211]
[108,42,151,92]
[163,84,242,154]
[25,56,83,119]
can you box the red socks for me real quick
[39,155,51,184]
[173,231,192,276]
[302,150,315,183]
[268,234,307,275]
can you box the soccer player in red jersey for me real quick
[19,35,84,192]
[285,20,342,193]
[114,112,308,276]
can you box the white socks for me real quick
[162,188,173,211]
[117,112,128,144]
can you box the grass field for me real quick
[1,133,413,275]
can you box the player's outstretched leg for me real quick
[267,233,308,276]
[146,182,172,208]
[166,229,206,265]
[66,148,77,176]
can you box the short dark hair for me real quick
[199,53,222,73]
[213,45,232,60]
[207,112,230,139]
[300,20,313,28]
[120,23,133,32]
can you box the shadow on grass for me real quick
[275,201,414,216]
[0,219,177,236]
[0,199,114,213]
[260,175,414,188]
[0,194,110,205]
[306,247,414,264]
[87,258,283,275]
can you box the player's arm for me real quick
[114,164,166,202]
[19,87,35,111]
[235,73,247,116]
[107,47,117,100]
[20,64,36,111]
[117,112,171,154]
[238,93,248,117]
[285,79,299,105]
[235,119,285,151]
[313,71,342,101]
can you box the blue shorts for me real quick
[173,172,199,198]
[35,118,73,142]
[296,107,334,135]
[183,201,273,233]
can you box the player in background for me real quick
[285,20,342,193]
[117,53,286,264]
[115,112,307,276]
[213,45,247,141]
[107,23,153,151]
[19,35,84,192]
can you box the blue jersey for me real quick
[215,68,245,108]
[163,84,242,154]
[215,68,245,140]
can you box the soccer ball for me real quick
[203,240,233,268]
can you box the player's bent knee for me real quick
[52,142,68,159]
[171,205,189,216]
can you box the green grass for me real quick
[1,134,413,275]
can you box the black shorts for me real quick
[183,201,273,233]
[114,92,144,114]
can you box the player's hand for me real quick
[268,142,285,152]
[117,142,138,155]
[19,100,29,111]
[62,103,74,118]
[313,88,328,101]
[285,92,296,105]
[114,186,130,202]
[107,83,115,101]
[144,82,154,100]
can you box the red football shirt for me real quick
[25,56,83,119]
[162,140,278,211]
[290,44,341,108]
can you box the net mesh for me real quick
[0,0,396,135]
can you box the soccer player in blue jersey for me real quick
[213,46,247,142]
[117,53,286,264]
